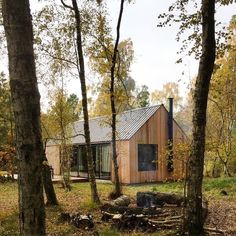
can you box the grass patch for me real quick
[0,212,19,236]
[203,177,236,199]
[80,200,101,210]
[99,226,120,236]
[0,177,235,235]
[122,181,184,197]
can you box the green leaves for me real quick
[157,0,235,62]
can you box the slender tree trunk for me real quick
[60,143,71,191]
[222,160,231,177]
[70,0,100,204]
[185,0,215,235]
[59,99,71,191]
[109,0,125,198]
[2,0,46,235]
[212,156,218,177]
[42,151,58,206]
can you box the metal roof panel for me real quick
[71,105,160,144]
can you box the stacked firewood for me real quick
[100,193,184,232]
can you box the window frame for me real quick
[138,144,158,171]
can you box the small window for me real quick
[138,144,157,171]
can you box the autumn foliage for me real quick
[0,145,16,178]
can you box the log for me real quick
[111,214,149,231]
[101,203,162,217]
[204,227,225,235]
[110,195,131,207]
[101,203,184,232]
[137,191,184,207]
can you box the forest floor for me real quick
[0,177,236,235]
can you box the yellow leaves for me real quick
[151,82,182,108]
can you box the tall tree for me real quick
[34,0,100,201]
[2,0,46,235]
[185,1,216,234]
[157,0,230,234]
[61,0,100,203]
[87,1,134,197]
[109,0,125,198]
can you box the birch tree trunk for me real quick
[63,0,100,203]
[109,0,125,198]
[185,0,216,235]
[2,0,46,235]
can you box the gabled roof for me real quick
[71,105,161,144]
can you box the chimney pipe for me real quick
[167,97,174,172]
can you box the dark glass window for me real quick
[71,145,79,172]
[75,144,111,178]
[138,144,157,171]
[78,145,88,172]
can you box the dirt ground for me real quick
[53,198,236,236]
[205,200,236,236]
[1,181,236,235]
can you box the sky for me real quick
[104,0,236,98]
[2,1,235,104]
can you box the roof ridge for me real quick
[117,104,160,116]
[75,104,161,124]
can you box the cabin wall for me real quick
[111,141,130,183]
[127,106,166,183]
[46,145,61,175]
[116,140,130,184]
[125,106,186,184]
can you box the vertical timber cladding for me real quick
[46,145,61,175]
[116,140,130,184]
[128,106,166,183]
[158,106,168,181]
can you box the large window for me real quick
[138,144,157,171]
[71,144,111,178]
[93,144,111,178]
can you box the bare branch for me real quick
[60,0,74,10]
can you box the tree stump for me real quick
[110,195,131,207]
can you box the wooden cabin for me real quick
[46,99,187,184]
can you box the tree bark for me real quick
[109,0,125,198]
[42,151,58,206]
[2,0,46,235]
[70,0,100,203]
[185,0,216,235]
[222,160,232,177]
